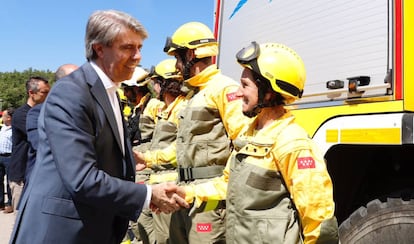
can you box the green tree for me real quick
[0,68,55,110]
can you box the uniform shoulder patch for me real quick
[297,157,316,169]
[226,92,240,102]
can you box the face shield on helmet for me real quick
[236,41,306,105]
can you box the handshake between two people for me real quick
[133,150,189,214]
[150,182,189,214]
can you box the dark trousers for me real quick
[0,155,12,206]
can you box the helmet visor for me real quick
[236,41,261,75]
[163,37,184,53]
[149,65,157,78]
[236,41,260,64]
[237,41,303,99]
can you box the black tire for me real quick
[339,198,414,244]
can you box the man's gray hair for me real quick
[85,10,148,61]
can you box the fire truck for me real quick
[214,0,414,242]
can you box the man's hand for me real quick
[150,182,189,214]
[133,150,147,171]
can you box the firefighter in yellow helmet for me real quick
[133,58,188,244]
[136,58,187,170]
[122,66,164,147]
[183,42,339,243]
[121,66,166,244]
[160,22,247,243]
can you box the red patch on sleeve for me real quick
[226,92,239,102]
[297,157,316,169]
[196,223,212,232]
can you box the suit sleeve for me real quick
[43,81,147,220]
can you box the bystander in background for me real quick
[0,108,14,213]
[8,76,50,212]
[25,64,78,183]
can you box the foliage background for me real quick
[0,68,55,110]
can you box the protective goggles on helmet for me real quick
[163,37,182,53]
[148,65,180,80]
[148,65,157,77]
[163,36,217,53]
[236,41,303,98]
[236,41,262,76]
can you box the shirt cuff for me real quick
[144,184,152,209]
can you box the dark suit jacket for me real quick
[25,103,42,183]
[8,103,31,182]
[10,63,147,244]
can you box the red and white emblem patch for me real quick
[196,223,212,232]
[226,92,239,102]
[297,157,316,169]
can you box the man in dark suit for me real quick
[10,10,188,244]
[25,64,79,183]
[8,76,50,213]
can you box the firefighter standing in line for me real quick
[163,21,248,244]
[134,58,188,244]
[184,41,339,243]
[136,22,247,243]
[122,66,164,148]
[121,66,164,244]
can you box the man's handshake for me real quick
[150,182,189,214]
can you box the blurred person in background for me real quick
[25,64,79,183]
[8,76,50,212]
[122,66,164,148]
[0,107,14,213]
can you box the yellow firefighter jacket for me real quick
[139,97,165,141]
[176,65,246,183]
[144,65,246,181]
[141,95,188,184]
[186,111,338,243]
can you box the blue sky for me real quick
[0,0,215,72]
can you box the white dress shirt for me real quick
[90,62,151,209]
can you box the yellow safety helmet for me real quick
[122,66,150,87]
[163,22,218,58]
[236,42,306,104]
[150,59,182,81]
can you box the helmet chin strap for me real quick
[183,57,200,80]
[243,105,262,118]
[243,78,283,118]
[176,48,201,80]
[243,82,267,118]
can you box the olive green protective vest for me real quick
[148,119,177,171]
[176,88,230,182]
[226,137,301,244]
